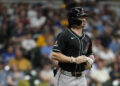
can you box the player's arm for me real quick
[50,52,71,63]
[51,51,88,63]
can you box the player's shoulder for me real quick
[57,29,68,38]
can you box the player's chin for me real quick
[81,25,86,28]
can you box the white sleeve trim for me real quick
[52,49,61,52]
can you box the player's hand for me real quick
[85,61,92,70]
[75,55,88,64]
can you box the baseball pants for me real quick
[54,69,87,86]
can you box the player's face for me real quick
[77,17,87,28]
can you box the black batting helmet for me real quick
[67,7,88,28]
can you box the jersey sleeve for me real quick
[52,32,66,53]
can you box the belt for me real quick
[60,68,83,77]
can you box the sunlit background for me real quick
[0,0,120,86]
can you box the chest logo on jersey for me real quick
[71,37,75,39]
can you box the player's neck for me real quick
[71,27,83,37]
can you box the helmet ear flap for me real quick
[68,18,82,28]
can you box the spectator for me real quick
[109,34,120,54]
[90,59,110,86]
[36,25,53,47]
[9,49,31,71]
[30,10,46,28]
[103,4,113,16]
[36,34,47,47]
[41,36,54,59]
[90,13,103,34]
[10,22,26,43]
[21,33,36,52]
[100,26,113,47]
[0,60,8,86]
[97,46,115,63]
[109,63,120,81]
[90,27,100,38]
[39,62,54,86]
[27,5,37,21]
[43,6,54,18]
[19,10,30,26]
[7,3,15,17]
[7,64,25,86]
[2,45,15,64]
[92,37,103,55]
[52,15,62,29]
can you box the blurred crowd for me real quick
[0,0,120,86]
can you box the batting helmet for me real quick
[67,7,88,28]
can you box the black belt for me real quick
[60,68,82,77]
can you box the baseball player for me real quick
[51,7,95,86]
